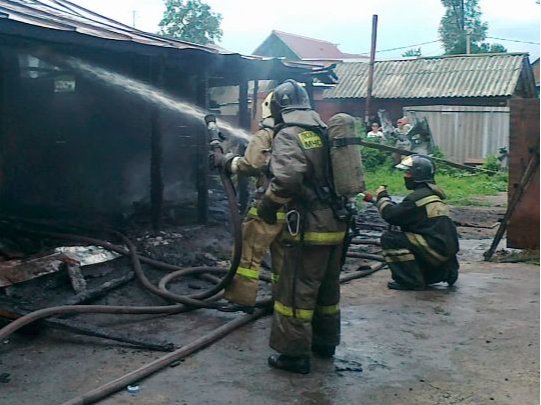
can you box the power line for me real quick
[486,36,540,45]
[358,39,442,55]
[357,35,540,57]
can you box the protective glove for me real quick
[375,185,388,198]
[362,192,375,203]
[209,152,236,173]
[257,197,282,225]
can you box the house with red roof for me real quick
[253,30,367,64]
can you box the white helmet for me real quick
[261,92,273,119]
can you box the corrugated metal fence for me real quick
[404,105,510,164]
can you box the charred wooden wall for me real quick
[0,41,206,226]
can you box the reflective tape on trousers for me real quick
[283,231,346,245]
[274,301,313,321]
[236,266,259,280]
[248,207,286,221]
[405,232,448,262]
[315,303,340,315]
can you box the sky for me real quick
[70,0,540,60]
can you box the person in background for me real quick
[396,116,412,135]
[366,122,384,140]
[390,116,412,164]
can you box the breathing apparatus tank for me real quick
[327,113,365,199]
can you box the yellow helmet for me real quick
[261,92,273,119]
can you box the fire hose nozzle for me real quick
[205,114,224,145]
[204,114,216,126]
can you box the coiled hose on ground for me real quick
[0,170,273,341]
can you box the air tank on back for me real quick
[327,113,365,198]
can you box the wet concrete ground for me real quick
[1,193,538,404]
[1,259,538,405]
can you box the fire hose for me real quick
[0,116,258,341]
[0,116,384,404]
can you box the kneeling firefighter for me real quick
[374,154,459,290]
[210,93,284,307]
[257,79,364,374]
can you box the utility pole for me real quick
[365,14,378,126]
[460,0,465,31]
[132,10,137,28]
[466,28,472,54]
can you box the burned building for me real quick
[0,0,335,227]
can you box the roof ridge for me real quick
[272,29,338,46]
[332,53,528,66]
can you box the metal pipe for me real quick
[364,14,378,125]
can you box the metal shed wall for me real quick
[404,105,510,164]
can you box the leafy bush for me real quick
[361,146,395,172]
[481,154,502,173]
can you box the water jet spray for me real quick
[61,57,251,143]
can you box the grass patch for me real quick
[493,250,540,265]
[364,167,507,206]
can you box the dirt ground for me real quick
[1,196,539,405]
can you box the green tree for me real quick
[478,42,508,53]
[439,0,507,54]
[402,48,422,58]
[159,0,223,45]
[439,0,487,54]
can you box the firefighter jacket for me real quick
[264,111,347,246]
[231,118,274,193]
[376,185,459,261]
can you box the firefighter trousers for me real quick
[381,230,457,288]
[224,210,284,306]
[270,242,342,357]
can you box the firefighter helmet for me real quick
[270,79,311,119]
[261,92,273,119]
[396,154,435,184]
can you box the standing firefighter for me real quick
[257,79,348,374]
[374,154,459,290]
[211,93,284,307]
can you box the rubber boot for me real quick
[444,258,459,286]
[312,344,336,358]
[268,354,310,374]
[387,281,426,291]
